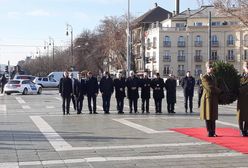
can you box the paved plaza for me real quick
[0,88,247,168]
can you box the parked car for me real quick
[4,79,42,95]
[13,75,36,81]
[33,77,59,88]
[48,71,78,81]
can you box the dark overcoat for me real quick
[99,76,114,96]
[140,78,151,99]
[181,76,195,97]
[113,77,126,99]
[237,74,248,122]
[59,77,72,98]
[151,78,164,99]
[165,78,177,104]
[85,76,99,96]
[126,76,140,99]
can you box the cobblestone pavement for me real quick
[0,88,247,168]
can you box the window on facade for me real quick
[211,35,218,46]
[163,65,170,76]
[178,50,185,56]
[195,35,201,42]
[178,36,185,47]
[227,35,234,45]
[146,52,150,58]
[212,22,221,26]
[211,50,218,60]
[244,35,248,46]
[153,51,156,62]
[147,38,151,48]
[244,50,248,60]
[176,23,185,27]
[163,36,171,47]
[227,50,234,60]
[194,22,203,26]
[195,50,201,56]
[195,65,202,76]
[163,50,171,62]
[153,37,157,48]
[178,65,185,76]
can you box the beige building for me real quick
[143,5,248,79]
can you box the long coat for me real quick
[76,78,87,100]
[151,78,164,99]
[85,76,99,96]
[59,77,72,98]
[165,78,176,104]
[237,74,248,122]
[113,77,126,99]
[200,74,221,120]
[181,76,195,97]
[140,78,151,99]
[126,76,140,99]
[99,76,114,96]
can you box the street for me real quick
[0,87,247,168]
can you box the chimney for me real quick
[175,0,180,15]
[155,3,158,8]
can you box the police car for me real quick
[4,79,42,95]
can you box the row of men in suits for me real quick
[59,70,177,115]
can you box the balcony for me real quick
[211,41,219,47]
[209,56,219,61]
[226,55,235,62]
[177,56,186,62]
[163,56,171,62]
[177,70,185,76]
[163,41,171,47]
[194,41,203,47]
[194,55,203,62]
[177,41,186,47]
[227,40,235,47]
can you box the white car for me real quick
[4,79,42,95]
[33,77,59,88]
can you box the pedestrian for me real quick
[69,72,77,111]
[140,72,151,114]
[197,74,203,108]
[85,71,99,114]
[151,73,164,114]
[75,72,86,114]
[181,71,195,113]
[200,62,221,137]
[1,74,7,94]
[113,72,126,114]
[126,71,140,113]
[99,71,114,114]
[237,61,248,136]
[59,71,72,115]
[165,74,177,113]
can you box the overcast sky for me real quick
[0,0,200,66]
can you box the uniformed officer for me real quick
[151,73,164,114]
[126,71,139,113]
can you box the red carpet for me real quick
[171,128,248,154]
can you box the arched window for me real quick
[211,35,219,46]
[227,34,234,45]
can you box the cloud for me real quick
[7,11,21,18]
[26,9,51,17]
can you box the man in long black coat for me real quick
[140,72,151,114]
[69,72,77,111]
[151,73,164,114]
[75,72,86,114]
[99,72,114,114]
[126,71,140,113]
[113,72,126,114]
[165,74,177,113]
[59,71,72,115]
[181,71,195,113]
[85,71,99,114]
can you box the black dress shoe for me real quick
[93,112,98,114]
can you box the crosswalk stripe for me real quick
[0,105,7,115]
[15,97,25,104]
[22,105,31,109]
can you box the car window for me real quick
[43,78,48,81]
[38,78,42,81]
[9,80,20,84]
[22,80,28,84]
[50,78,57,82]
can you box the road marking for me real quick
[217,120,238,128]
[0,152,243,167]
[15,97,25,104]
[0,105,7,115]
[30,116,72,151]
[22,105,31,109]
[46,106,55,109]
[113,118,174,134]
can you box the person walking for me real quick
[237,61,248,136]
[1,74,7,93]
[75,72,86,114]
[126,71,140,113]
[69,72,77,111]
[113,72,126,114]
[59,71,72,115]
[181,71,195,113]
[99,72,114,114]
[85,71,99,114]
[151,73,164,114]
[197,74,203,108]
[165,74,177,113]
[140,72,151,114]
[200,62,221,137]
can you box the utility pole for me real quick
[126,0,131,77]
[208,11,212,61]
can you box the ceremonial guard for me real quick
[151,73,164,113]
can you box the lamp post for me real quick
[66,23,74,70]
[49,36,55,69]
[126,0,131,77]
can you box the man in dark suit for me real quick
[140,72,151,114]
[126,71,140,113]
[151,73,164,114]
[86,71,99,114]
[59,71,72,115]
[1,74,7,93]
[75,72,86,114]
[165,74,177,113]
[99,71,114,114]
[181,71,195,113]
[113,72,126,114]
[69,72,77,111]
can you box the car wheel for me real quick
[6,93,11,95]
[39,84,44,88]
[37,87,42,94]
[22,88,28,95]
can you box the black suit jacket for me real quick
[59,77,72,98]
[86,76,99,96]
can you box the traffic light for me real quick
[4,66,8,73]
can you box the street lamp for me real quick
[126,0,131,77]
[66,23,74,70]
[49,36,55,69]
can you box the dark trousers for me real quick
[239,120,248,133]
[141,98,149,113]
[102,94,111,113]
[1,84,4,93]
[198,92,202,108]
[87,95,96,113]
[116,97,124,113]
[71,94,76,110]
[76,98,83,114]
[184,95,193,112]
[129,98,138,113]
[62,96,71,115]
[205,120,216,136]
[167,103,175,113]
[154,98,162,113]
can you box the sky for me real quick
[0,0,200,66]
